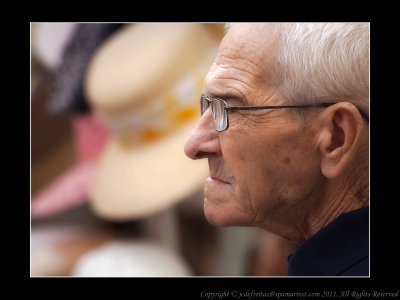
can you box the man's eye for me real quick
[224,98,245,106]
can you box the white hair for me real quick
[225,23,369,119]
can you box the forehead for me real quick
[219,24,274,62]
[204,24,278,102]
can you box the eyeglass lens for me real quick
[212,99,227,131]
[201,96,228,131]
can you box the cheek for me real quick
[261,140,321,204]
[221,129,319,206]
[220,133,274,199]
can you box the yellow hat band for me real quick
[98,47,217,149]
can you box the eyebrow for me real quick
[204,92,248,105]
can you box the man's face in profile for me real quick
[184,25,324,236]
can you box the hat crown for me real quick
[85,23,218,115]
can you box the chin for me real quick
[204,210,229,227]
[203,197,251,227]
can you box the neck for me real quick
[307,178,369,240]
[258,164,369,245]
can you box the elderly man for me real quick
[184,23,369,276]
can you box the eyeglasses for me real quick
[200,94,369,132]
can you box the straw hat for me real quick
[85,23,221,220]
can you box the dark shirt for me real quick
[287,206,369,276]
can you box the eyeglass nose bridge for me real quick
[200,94,211,115]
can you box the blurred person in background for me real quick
[184,23,369,276]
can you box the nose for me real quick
[184,109,221,160]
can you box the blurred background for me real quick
[30,22,297,277]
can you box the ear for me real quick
[316,102,366,179]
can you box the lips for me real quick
[208,176,229,184]
[208,168,232,184]
[204,176,233,204]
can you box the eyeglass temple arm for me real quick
[227,103,369,122]
[227,103,332,111]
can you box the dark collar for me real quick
[287,206,369,276]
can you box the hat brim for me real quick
[89,117,208,220]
